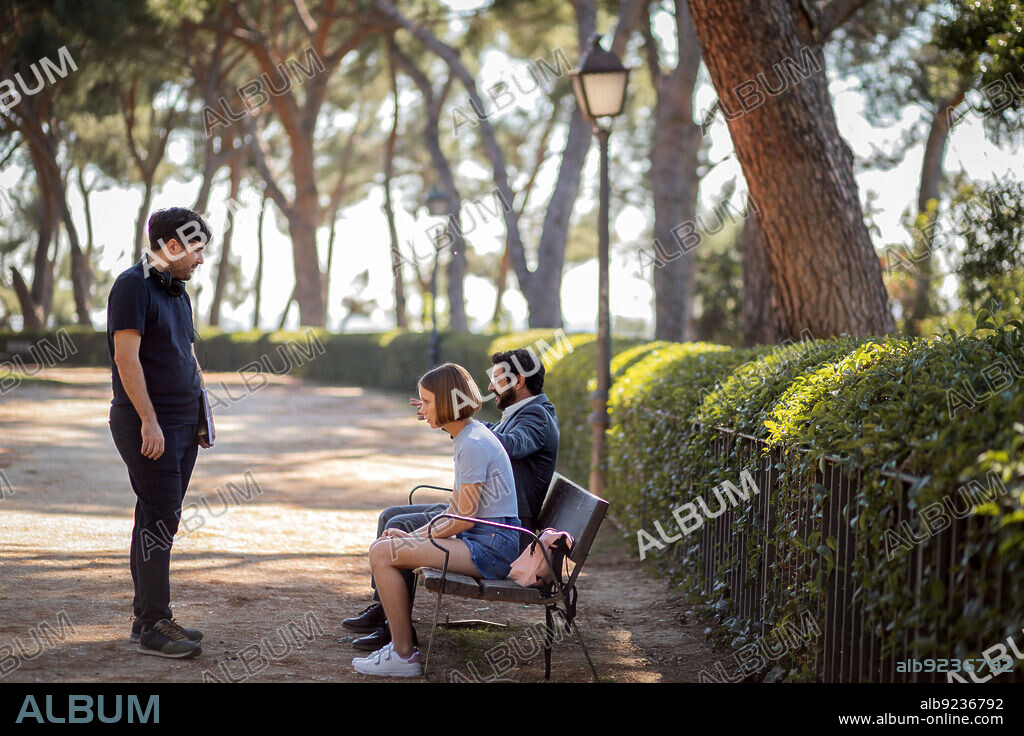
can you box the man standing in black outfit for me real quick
[107,207,213,659]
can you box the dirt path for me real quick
[0,367,728,683]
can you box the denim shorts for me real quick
[457,516,521,579]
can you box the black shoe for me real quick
[351,621,416,652]
[342,602,385,633]
[130,617,203,644]
[138,619,202,659]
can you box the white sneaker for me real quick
[352,641,423,677]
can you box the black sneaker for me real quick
[138,619,202,659]
[130,617,203,643]
[342,602,385,633]
[351,621,416,652]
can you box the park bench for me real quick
[409,472,609,681]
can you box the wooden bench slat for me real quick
[479,578,544,603]
[416,568,484,597]
[417,568,545,603]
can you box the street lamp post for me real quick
[570,34,630,499]
[425,187,449,370]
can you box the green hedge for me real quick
[0,327,108,367]
[194,327,490,391]
[1,326,494,392]
[607,342,760,538]
[603,312,1024,680]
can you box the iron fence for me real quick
[637,413,1022,682]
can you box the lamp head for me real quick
[570,34,630,123]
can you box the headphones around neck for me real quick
[149,263,186,297]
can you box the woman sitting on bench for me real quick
[352,362,521,677]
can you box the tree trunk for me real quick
[205,3,369,328]
[287,196,326,327]
[524,0,642,328]
[489,104,561,330]
[18,131,61,323]
[10,267,45,329]
[490,247,511,330]
[323,209,337,319]
[906,86,966,334]
[740,200,781,345]
[383,40,408,329]
[191,32,229,216]
[60,204,93,326]
[209,158,241,327]
[28,146,56,317]
[279,108,327,327]
[389,38,465,332]
[78,167,96,298]
[193,135,217,216]
[122,81,180,266]
[253,192,267,330]
[278,285,296,331]
[0,64,90,325]
[525,107,589,328]
[521,0,598,328]
[377,0,529,297]
[446,218,468,332]
[649,0,701,342]
[49,164,91,326]
[133,179,154,263]
[192,285,202,328]
[687,0,895,339]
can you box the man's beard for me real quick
[494,385,517,410]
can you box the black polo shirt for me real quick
[107,259,201,424]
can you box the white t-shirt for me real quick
[453,419,518,518]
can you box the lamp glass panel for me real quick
[580,72,627,117]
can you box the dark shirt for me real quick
[482,393,559,524]
[107,260,201,424]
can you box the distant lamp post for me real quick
[425,186,449,369]
[570,34,629,499]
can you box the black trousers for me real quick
[109,405,198,628]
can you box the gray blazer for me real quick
[482,393,559,526]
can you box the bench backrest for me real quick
[535,473,608,565]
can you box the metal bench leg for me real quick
[570,618,600,683]
[544,605,555,680]
[422,574,446,679]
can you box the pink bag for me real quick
[509,528,574,590]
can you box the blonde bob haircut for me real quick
[419,362,483,425]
